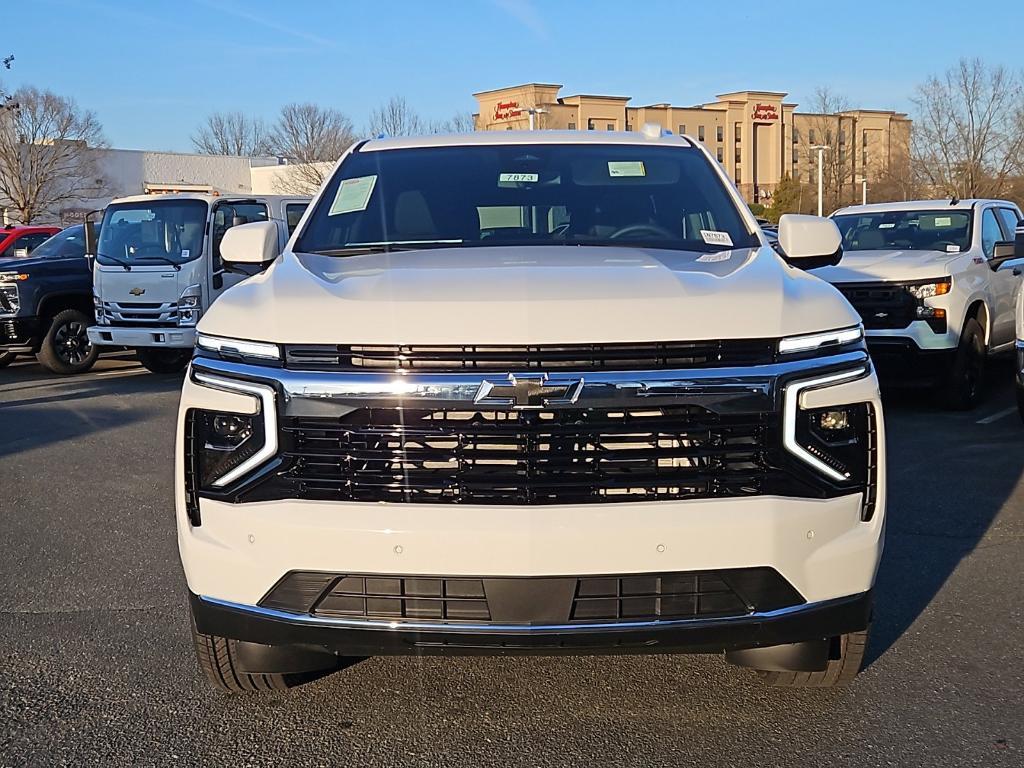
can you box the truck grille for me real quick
[269,405,772,505]
[259,568,804,625]
[283,340,778,372]
[102,300,179,328]
[835,283,916,330]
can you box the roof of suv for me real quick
[360,130,695,152]
[834,199,1017,216]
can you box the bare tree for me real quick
[192,111,273,156]
[271,103,357,193]
[431,111,476,133]
[911,58,1024,199]
[0,85,107,224]
[367,95,424,137]
[803,87,859,210]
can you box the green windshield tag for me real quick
[329,175,377,216]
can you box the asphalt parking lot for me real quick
[1,354,1022,767]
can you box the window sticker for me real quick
[499,172,539,183]
[181,249,190,258]
[700,230,734,247]
[878,223,895,229]
[696,252,731,263]
[946,244,961,253]
[608,161,646,177]
[934,216,952,227]
[329,175,377,216]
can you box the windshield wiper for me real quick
[306,240,463,257]
[137,255,182,271]
[96,252,133,271]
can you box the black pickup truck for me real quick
[0,224,98,374]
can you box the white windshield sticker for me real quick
[499,172,538,183]
[696,252,731,263]
[934,216,952,227]
[700,230,734,247]
[878,223,895,229]
[946,244,961,253]
[608,161,646,177]
[180,249,189,258]
[329,175,377,216]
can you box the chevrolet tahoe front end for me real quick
[176,131,886,692]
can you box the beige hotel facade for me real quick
[473,83,911,205]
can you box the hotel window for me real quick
[717,147,724,162]
[809,129,816,143]
[568,122,576,130]
[626,123,632,131]
[606,123,614,131]
[735,148,741,163]
[792,128,799,143]
[698,125,705,141]
[716,126,724,142]
[678,124,686,135]
[735,169,741,184]
[587,119,596,130]
[839,129,846,144]
[734,123,741,143]
[863,131,869,146]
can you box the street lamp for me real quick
[857,176,868,205]
[810,144,830,216]
[524,107,548,131]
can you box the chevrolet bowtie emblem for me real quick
[129,287,146,296]
[474,373,584,410]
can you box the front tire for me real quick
[757,628,869,688]
[0,351,16,368]
[190,619,337,694]
[35,309,99,375]
[136,347,191,374]
[938,317,986,410]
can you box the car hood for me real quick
[0,255,53,272]
[815,248,963,284]
[199,245,860,345]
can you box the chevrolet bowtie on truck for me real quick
[818,199,1024,409]
[86,193,309,374]
[178,130,885,692]
[0,225,99,374]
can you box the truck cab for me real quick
[817,199,1024,409]
[86,194,310,373]
[0,225,62,259]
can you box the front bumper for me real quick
[87,325,195,349]
[0,316,43,353]
[866,337,956,382]
[190,588,873,656]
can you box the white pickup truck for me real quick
[86,193,309,373]
[176,130,885,692]
[819,199,1024,409]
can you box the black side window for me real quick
[285,203,308,235]
[212,202,269,268]
[996,207,1021,240]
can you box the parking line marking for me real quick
[977,406,1017,425]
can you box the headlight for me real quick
[178,285,202,326]
[0,284,20,316]
[778,326,863,355]
[0,272,29,282]
[906,279,951,300]
[196,332,280,361]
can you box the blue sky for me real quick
[4,0,1023,152]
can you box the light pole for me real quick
[857,176,868,205]
[810,145,830,216]
[524,107,548,131]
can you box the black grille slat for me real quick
[284,340,777,372]
[275,406,770,505]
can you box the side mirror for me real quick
[84,219,98,257]
[993,241,1015,263]
[220,220,281,275]
[777,214,843,270]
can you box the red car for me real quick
[0,225,62,259]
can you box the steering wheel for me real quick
[608,223,676,240]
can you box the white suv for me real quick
[819,200,1024,409]
[176,130,885,692]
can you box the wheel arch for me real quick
[964,299,990,345]
[36,291,93,320]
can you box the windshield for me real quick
[294,143,757,255]
[96,199,207,266]
[29,225,89,259]
[833,210,972,253]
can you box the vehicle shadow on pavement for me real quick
[866,363,1024,667]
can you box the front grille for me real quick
[259,568,805,625]
[0,286,19,316]
[283,340,778,372]
[836,283,916,330]
[271,405,772,505]
[102,300,179,328]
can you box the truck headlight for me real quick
[906,279,951,300]
[196,332,280,361]
[178,285,202,327]
[0,284,20,316]
[778,326,863,355]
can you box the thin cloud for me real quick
[193,0,336,49]
[490,0,549,40]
